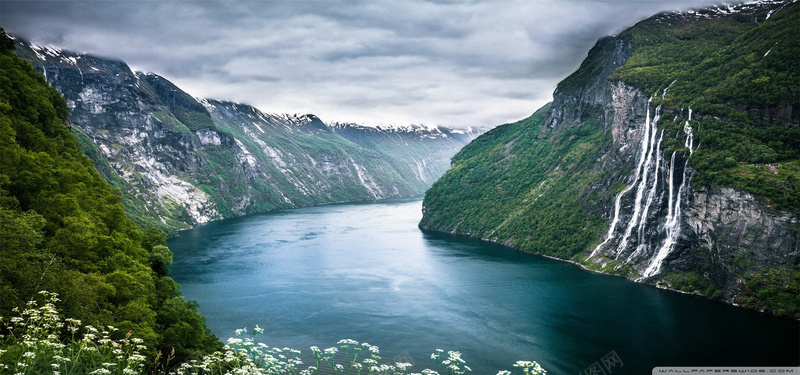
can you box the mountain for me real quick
[330,122,480,186]
[421,0,799,317]
[12,40,477,235]
[0,28,220,365]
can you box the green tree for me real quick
[0,27,221,368]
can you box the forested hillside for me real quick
[0,28,220,365]
[421,1,799,317]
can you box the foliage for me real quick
[661,272,721,300]
[0,28,221,367]
[0,291,149,375]
[614,2,800,211]
[420,2,798,317]
[69,125,185,236]
[421,104,608,259]
[1,293,546,375]
[557,36,618,93]
[175,329,547,375]
[737,269,800,318]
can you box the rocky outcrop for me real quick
[678,186,800,292]
[544,36,634,131]
[581,82,799,286]
[543,1,800,313]
[686,187,799,267]
[14,40,477,234]
[420,0,799,316]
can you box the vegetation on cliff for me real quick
[420,104,609,260]
[13,38,476,235]
[613,1,800,211]
[420,1,799,317]
[0,28,221,366]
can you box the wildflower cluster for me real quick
[511,361,546,375]
[306,339,395,375]
[0,291,147,375]
[430,349,473,375]
[174,330,546,375]
[178,333,544,375]
[175,326,302,375]
[0,292,546,375]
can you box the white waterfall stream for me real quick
[627,129,663,263]
[590,184,634,258]
[590,93,696,278]
[589,98,655,258]
[618,100,662,253]
[642,111,694,278]
[684,108,694,155]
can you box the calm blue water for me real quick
[169,198,799,374]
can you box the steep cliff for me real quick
[421,0,799,317]
[13,40,476,234]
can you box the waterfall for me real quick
[666,152,676,220]
[642,118,695,278]
[590,85,699,279]
[590,86,699,279]
[626,129,664,263]
[643,154,689,278]
[617,101,662,254]
[684,108,694,156]
[589,98,655,258]
[637,129,663,243]
[590,183,634,258]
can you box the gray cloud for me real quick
[1,0,726,127]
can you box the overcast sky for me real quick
[2,0,727,128]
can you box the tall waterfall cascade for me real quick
[590,93,696,279]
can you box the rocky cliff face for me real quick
[14,40,476,234]
[563,3,800,313]
[581,78,800,301]
[421,0,799,316]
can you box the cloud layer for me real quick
[2,0,724,127]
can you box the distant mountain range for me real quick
[13,39,479,234]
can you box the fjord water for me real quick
[169,199,799,374]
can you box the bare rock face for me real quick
[565,72,798,311]
[687,187,799,266]
[15,39,477,233]
[550,2,800,313]
[420,0,798,315]
[680,186,800,286]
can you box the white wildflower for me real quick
[396,362,413,370]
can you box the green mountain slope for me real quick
[0,29,220,365]
[421,104,609,259]
[13,40,476,235]
[421,1,799,316]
